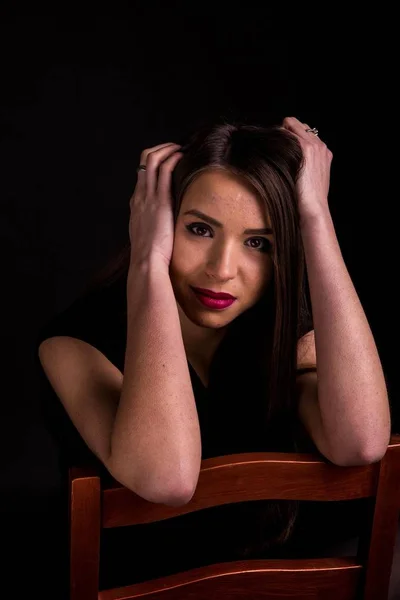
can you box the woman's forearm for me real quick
[109,258,202,505]
[301,209,391,464]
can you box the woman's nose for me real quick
[205,244,238,281]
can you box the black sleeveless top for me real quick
[36,272,367,589]
[36,271,313,459]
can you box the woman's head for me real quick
[170,120,306,346]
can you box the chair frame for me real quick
[69,434,400,600]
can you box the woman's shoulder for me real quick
[36,271,128,372]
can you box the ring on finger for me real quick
[305,127,319,137]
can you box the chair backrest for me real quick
[69,434,400,600]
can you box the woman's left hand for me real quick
[282,116,333,222]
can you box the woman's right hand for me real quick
[129,142,183,272]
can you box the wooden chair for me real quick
[69,434,400,600]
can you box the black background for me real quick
[0,7,397,597]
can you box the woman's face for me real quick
[169,168,274,334]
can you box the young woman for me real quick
[37,116,391,587]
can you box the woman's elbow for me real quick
[129,477,197,507]
[156,471,199,506]
[161,483,197,507]
[332,443,390,467]
[358,443,390,465]
[107,458,198,506]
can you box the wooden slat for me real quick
[98,557,361,600]
[102,451,379,528]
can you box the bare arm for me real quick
[299,210,390,465]
[39,264,202,507]
[108,260,202,504]
[282,117,390,466]
[39,143,201,506]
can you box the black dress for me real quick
[36,272,369,589]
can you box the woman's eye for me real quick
[186,223,271,253]
[186,223,211,237]
[247,238,271,252]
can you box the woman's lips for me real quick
[192,287,236,300]
[191,288,236,310]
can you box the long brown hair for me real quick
[84,116,313,554]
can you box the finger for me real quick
[135,144,173,194]
[282,117,315,142]
[302,123,324,146]
[157,151,183,200]
[143,143,182,198]
[135,143,180,197]
[302,122,320,141]
[139,142,178,165]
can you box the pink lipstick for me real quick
[191,287,237,310]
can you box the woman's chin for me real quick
[183,300,238,330]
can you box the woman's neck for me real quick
[176,302,227,372]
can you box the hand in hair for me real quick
[130,143,183,271]
[282,116,333,223]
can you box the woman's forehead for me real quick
[181,170,272,228]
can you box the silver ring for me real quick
[305,127,319,137]
[136,164,147,172]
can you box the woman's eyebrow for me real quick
[183,209,273,235]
